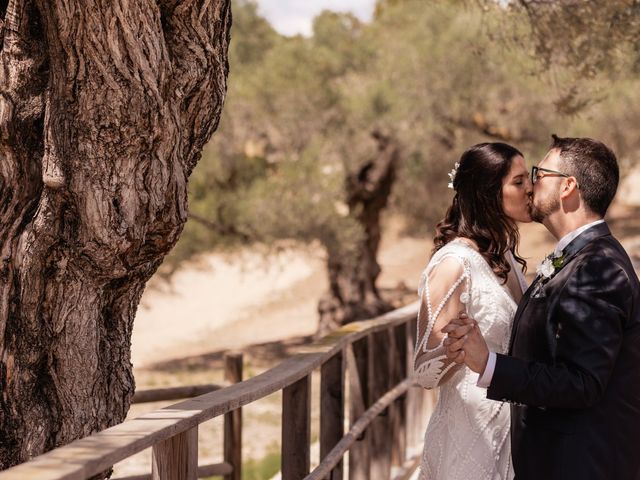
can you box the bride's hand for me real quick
[442,312,473,362]
[443,314,489,373]
[442,312,476,341]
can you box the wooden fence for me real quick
[114,352,244,480]
[0,302,434,480]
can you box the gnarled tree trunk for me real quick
[0,0,231,468]
[317,131,398,336]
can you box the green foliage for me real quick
[506,0,640,77]
[164,0,640,272]
[204,447,280,480]
[241,449,281,480]
[351,0,566,232]
[228,0,280,69]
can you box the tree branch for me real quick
[188,211,253,243]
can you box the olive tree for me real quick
[0,0,231,468]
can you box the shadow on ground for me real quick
[142,334,315,374]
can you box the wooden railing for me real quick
[0,302,433,480]
[113,352,244,480]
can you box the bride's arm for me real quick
[413,256,469,389]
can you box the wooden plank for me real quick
[346,344,366,420]
[224,352,243,480]
[369,330,393,479]
[0,304,419,480]
[320,351,344,480]
[282,374,311,479]
[151,427,198,480]
[390,324,407,467]
[348,338,370,480]
[304,379,413,480]
[132,384,225,404]
[198,462,233,477]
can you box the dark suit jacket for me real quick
[488,222,640,480]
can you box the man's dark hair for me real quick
[550,134,619,217]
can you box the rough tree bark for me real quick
[0,0,231,469]
[317,131,397,336]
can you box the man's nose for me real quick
[525,178,534,195]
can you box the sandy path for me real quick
[131,250,325,367]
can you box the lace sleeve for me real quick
[413,255,470,389]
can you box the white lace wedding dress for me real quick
[413,239,527,480]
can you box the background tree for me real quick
[173,5,399,331]
[0,0,231,469]
[317,130,398,335]
[510,0,640,76]
[169,0,562,330]
[169,0,640,336]
[482,0,640,169]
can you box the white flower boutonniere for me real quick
[536,257,555,279]
[536,252,566,281]
[532,252,566,298]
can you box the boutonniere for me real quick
[536,252,566,282]
[531,252,565,298]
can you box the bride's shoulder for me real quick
[430,239,478,264]
[425,240,477,276]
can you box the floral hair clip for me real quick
[447,162,460,190]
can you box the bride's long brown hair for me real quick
[433,142,527,283]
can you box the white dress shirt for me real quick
[477,219,606,388]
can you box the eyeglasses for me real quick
[531,166,579,189]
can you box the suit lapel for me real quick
[507,222,611,354]
[559,222,611,266]
[508,276,541,353]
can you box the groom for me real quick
[444,135,640,480]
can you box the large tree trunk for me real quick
[0,0,230,469]
[317,131,397,336]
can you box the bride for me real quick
[413,142,532,480]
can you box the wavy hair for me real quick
[433,142,527,283]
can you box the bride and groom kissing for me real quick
[413,135,640,480]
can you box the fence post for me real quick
[390,323,408,468]
[282,374,311,479]
[320,350,345,480]
[224,352,243,480]
[369,329,393,479]
[348,337,370,480]
[151,427,198,480]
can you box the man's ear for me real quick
[560,176,579,199]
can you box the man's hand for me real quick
[442,312,489,374]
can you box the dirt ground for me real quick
[114,202,640,478]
